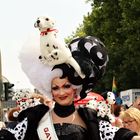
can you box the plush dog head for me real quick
[106,92,116,105]
[100,91,116,105]
[34,16,55,31]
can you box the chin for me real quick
[57,100,73,106]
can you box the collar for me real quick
[53,102,75,117]
[40,28,58,36]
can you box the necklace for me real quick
[53,102,75,117]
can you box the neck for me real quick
[40,28,57,36]
[53,102,75,117]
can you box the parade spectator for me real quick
[120,107,140,135]
[132,97,140,110]
[112,104,123,127]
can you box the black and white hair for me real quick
[19,35,108,99]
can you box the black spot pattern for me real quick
[99,120,119,140]
[7,118,28,140]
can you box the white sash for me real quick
[37,111,59,140]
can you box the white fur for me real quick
[34,16,85,79]
[86,97,98,110]
[106,91,116,105]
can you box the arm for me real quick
[0,104,49,140]
[0,129,16,140]
[0,118,27,140]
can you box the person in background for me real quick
[120,107,140,135]
[121,104,129,111]
[0,36,139,140]
[112,104,123,127]
[132,97,140,110]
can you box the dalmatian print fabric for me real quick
[68,36,109,99]
[99,120,119,140]
[6,118,28,140]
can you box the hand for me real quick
[43,97,54,108]
[0,121,6,130]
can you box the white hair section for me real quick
[71,84,82,97]
[18,34,62,99]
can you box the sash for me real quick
[37,111,59,140]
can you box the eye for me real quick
[64,84,71,89]
[52,86,59,91]
[46,18,49,21]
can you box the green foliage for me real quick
[66,0,140,93]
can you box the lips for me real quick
[59,96,68,100]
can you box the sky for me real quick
[0,0,91,89]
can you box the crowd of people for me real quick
[0,19,140,139]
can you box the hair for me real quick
[19,35,108,99]
[113,104,122,117]
[119,107,140,127]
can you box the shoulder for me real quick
[78,107,97,120]
[77,107,101,140]
[114,128,138,140]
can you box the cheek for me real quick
[52,92,58,98]
[67,88,76,95]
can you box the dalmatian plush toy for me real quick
[86,96,98,110]
[11,90,41,118]
[86,91,116,123]
[98,91,116,123]
[12,89,31,102]
[34,16,85,79]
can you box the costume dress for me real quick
[0,104,137,140]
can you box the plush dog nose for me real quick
[37,20,40,24]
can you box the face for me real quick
[122,117,139,133]
[51,77,76,106]
[133,98,140,110]
[34,16,55,31]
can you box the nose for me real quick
[37,20,40,24]
[34,20,40,28]
[59,88,66,95]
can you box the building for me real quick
[120,89,140,107]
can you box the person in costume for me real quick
[0,36,139,140]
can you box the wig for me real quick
[19,35,108,99]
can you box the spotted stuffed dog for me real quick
[86,91,116,123]
[34,16,85,79]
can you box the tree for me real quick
[66,0,140,92]
[118,0,140,89]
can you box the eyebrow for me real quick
[52,82,71,87]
